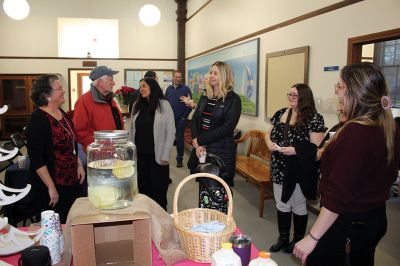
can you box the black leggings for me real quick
[307,206,387,266]
[137,153,170,210]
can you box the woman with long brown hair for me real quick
[294,62,400,266]
[266,83,326,253]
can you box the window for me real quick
[58,18,119,58]
[374,39,400,107]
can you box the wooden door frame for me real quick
[77,72,89,97]
[347,28,400,64]
[68,68,93,111]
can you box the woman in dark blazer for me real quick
[190,61,241,187]
[26,74,85,223]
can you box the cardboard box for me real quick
[71,212,151,266]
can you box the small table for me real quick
[0,228,260,265]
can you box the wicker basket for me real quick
[173,173,236,263]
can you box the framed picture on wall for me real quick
[187,38,260,116]
[265,46,309,119]
[124,69,174,93]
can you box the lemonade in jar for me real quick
[87,130,137,209]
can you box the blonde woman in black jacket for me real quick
[189,61,241,187]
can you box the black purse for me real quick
[18,245,51,266]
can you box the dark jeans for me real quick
[307,206,387,266]
[137,153,170,210]
[175,118,186,163]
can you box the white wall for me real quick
[0,0,178,110]
[185,0,400,130]
[187,0,210,18]
[0,0,177,58]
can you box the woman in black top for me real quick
[190,61,242,187]
[129,78,175,210]
[266,84,326,253]
[26,74,85,223]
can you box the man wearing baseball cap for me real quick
[73,66,123,151]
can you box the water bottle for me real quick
[211,242,242,266]
[249,251,278,266]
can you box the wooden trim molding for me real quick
[186,0,213,21]
[0,56,177,61]
[187,0,363,60]
[347,28,400,64]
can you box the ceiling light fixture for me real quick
[138,4,160,27]
[3,0,30,20]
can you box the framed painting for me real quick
[124,69,174,93]
[187,38,260,116]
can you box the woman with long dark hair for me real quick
[266,83,326,253]
[129,78,175,210]
[294,62,400,266]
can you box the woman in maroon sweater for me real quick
[294,62,400,266]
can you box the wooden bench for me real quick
[235,130,273,217]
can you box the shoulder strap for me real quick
[283,108,292,145]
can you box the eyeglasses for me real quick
[334,82,346,90]
[287,93,298,98]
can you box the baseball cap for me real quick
[89,66,119,81]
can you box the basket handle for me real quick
[173,173,233,221]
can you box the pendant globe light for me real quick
[3,0,30,20]
[138,4,161,26]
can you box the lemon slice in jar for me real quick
[112,160,135,179]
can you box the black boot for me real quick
[269,211,292,252]
[284,213,308,253]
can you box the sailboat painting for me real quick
[188,38,260,116]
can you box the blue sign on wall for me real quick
[324,66,339,71]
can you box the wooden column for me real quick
[175,0,187,82]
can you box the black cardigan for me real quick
[190,91,241,185]
[26,108,78,188]
[281,142,319,203]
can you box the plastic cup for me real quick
[199,151,206,164]
[17,155,27,169]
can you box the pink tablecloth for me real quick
[152,228,260,265]
[1,228,260,265]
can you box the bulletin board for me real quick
[265,46,309,119]
[124,69,174,93]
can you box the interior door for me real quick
[68,68,92,111]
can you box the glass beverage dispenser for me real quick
[87,130,138,209]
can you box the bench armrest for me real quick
[234,133,249,144]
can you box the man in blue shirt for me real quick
[165,70,192,168]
